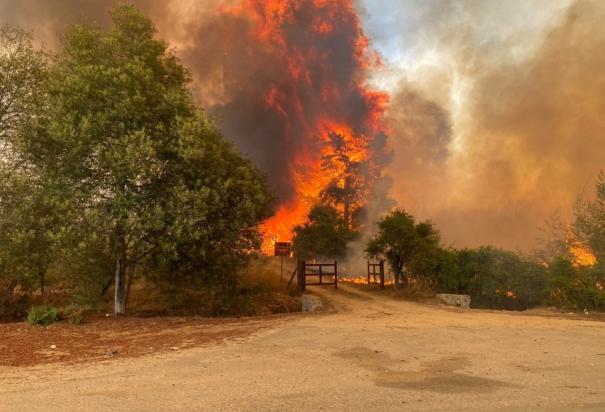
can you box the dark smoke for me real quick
[176,0,388,202]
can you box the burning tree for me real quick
[574,172,605,263]
[187,0,390,246]
[320,131,370,230]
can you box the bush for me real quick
[547,257,605,310]
[436,247,547,310]
[293,205,359,260]
[61,304,85,325]
[27,305,59,326]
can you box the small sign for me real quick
[274,242,292,257]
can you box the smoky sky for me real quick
[381,0,605,251]
[2,0,603,251]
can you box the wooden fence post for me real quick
[380,260,385,289]
[297,260,306,292]
[334,260,338,289]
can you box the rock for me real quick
[301,294,323,312]
[103,349,118,358]
[436,294,471,309]
[50,345,57,349]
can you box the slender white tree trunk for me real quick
[114,256,126,315]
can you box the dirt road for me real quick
[2,285,604,411]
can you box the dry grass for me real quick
[344,276,437,303]
[239,256,298,292]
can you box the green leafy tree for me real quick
[146,115,274,291]
[293,204,358,261]
[0,26,53,303]
[365,209,440,288]
[21,6,272,314]
[546,256,605,310]
[0,25,46,176]
[0,174,65,301]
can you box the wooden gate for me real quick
[367,260,385,289]
[298,261,338,291]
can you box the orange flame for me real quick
[567,229,597,267]
[341,277,395,286]
[225,1,388,252]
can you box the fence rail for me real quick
[367,260,385,289]
[298,261,338,291]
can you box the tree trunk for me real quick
[39,268,46,304]
[343,176,351,229]
[393,271,401,289]
[114,256,126,315]
[125,263,135,306]
[114,227,127,316]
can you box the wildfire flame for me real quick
[341,277,394,286]
[221,1,388,252]
[567,230,597,267]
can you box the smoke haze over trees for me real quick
[1,0,605,251]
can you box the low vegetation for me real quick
[364,184,605,311]
[26,305,59,326]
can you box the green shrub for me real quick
[436,247,547,310]
[547,257,605,310]
[27,305,59,326]
[61,304,85,325]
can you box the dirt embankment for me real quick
[0,315,284,367]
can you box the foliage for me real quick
[60,304,85,325]
[0,25,53,298]
[12,5,272,314]
[546,257,605,310]
[293,204,359,260]
[366,209,440,288]
[364,210,555,310]
[574,171,605,261]
[534,212,570,264]
[0,173,66,299]
[27,305,59,326]
[451,247,547,310]
[146,115,274,291]
[0,25,46,174]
